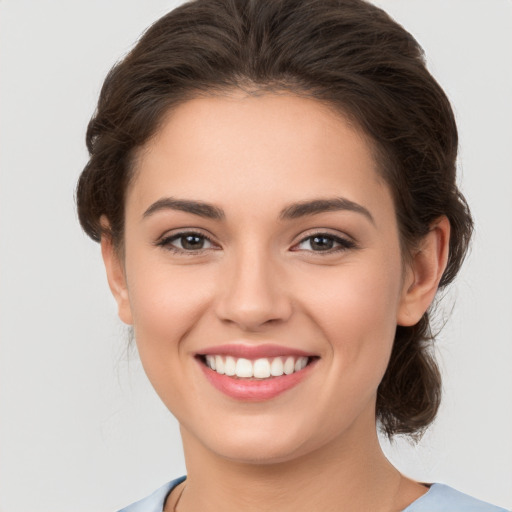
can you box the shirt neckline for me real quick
[160,478,439,512]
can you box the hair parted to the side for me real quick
[76,0,473,439]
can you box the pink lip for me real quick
[198,343,314,359]
[197,356,318,402]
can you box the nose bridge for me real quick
[215,242,292,330]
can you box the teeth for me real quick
[215,355,225,375]
[204,355,311,379]
[235,358,253,378]
[225,356,236,376]
[294,357,308,372]
[284,356,295,375]
[206,355,216,370]
[270,357,284,377]
[253,358,271,378]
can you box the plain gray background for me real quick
[1,1,511,511]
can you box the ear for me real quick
[397,216,451,326]
[100,217,133,325]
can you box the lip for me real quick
[198,343,315,359]
[196,346,319,401]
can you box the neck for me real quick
[174,409,426,512]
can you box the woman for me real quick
[76,0,507,511]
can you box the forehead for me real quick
[129,92,391,220]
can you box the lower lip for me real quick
[198,359,317,401]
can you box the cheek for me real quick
[307,258,403,376]
[123,259,219,414]
[124,255,215,359]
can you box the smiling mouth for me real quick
[197,355,316,380]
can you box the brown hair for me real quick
[76,0,473,439]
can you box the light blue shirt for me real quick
[118,476,510,512]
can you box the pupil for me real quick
[183,235,203,250]
[312,236,333,250]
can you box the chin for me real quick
[183,415,325,467]
[214,439,309,466]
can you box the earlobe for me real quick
[100,219,133,325]
[397,216,451,327]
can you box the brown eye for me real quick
[294,233,355,253]
[157,231,215,253]
[309,235,335,251]
[180,234,208,250]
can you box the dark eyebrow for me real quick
[142,196,374,225]
[143,197,225,220]
[279,197,375,225]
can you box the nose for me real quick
[214,247,293,331]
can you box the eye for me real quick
[157,231,216,253]
[293,233,355,253]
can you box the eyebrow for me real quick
[143,197,225,220]
[143,196,374,225]
[279,197,375,224]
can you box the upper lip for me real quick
[197,343,316,359]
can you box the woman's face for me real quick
[106,93,419,464]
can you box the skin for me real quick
[102,92,450,512]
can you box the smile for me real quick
[196,345,319,401]
[203,355,309,379]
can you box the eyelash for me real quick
[293,233,356,253]
[156,231,217,255]
[156,231,356,255]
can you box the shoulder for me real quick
[404,483,510,512]
[117,476,186,512]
